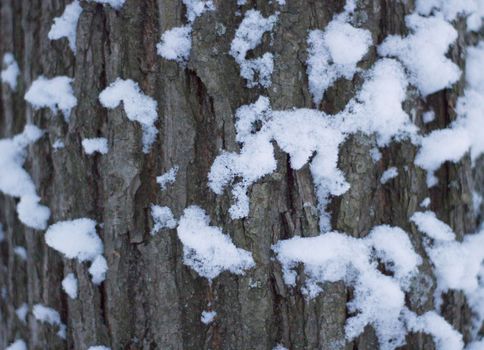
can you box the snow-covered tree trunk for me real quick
[1,0,483,349]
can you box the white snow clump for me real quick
[230,10,277,88]
[1,53,20,91]
[99,78,158,153]
[48,0,83,53]
[25,76,77,121]
[0,125,51,230]
[176,205,255,280]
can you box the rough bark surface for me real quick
[0,0,482,349]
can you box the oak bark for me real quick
[0,0,482,349]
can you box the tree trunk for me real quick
[0,0,482,349]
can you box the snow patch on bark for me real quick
[209,59,415,225]
[82,137,108,155]
[273,226,422,349]
[379,14,461,97]
[380,167,398,184]
[99,78,158,153]
[33,304,67,339]
[1,53,20,91]
[307,18,372,104]
[48,0,83,53]
[151,205,177,234]
[156,166,178,190]
[5,340,27,350]
[0,125,51,230]
[157,26,192,63]
[25,76,77,121]
[177,206,255,280]
[45,219,108,285]
[62,273,78,299]
[230,10,277,88]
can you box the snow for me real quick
[1,53,20,91]
[209,60,415,223]
[156,166,178,190]
[0,125,51,230]
[33,304,66,339]
[230,10,277,88]
[88,347,111,350]
[48,0,83,53]
[414,127,470,187]
[82,137,108,155]
[86,0,126,9]
[157,26,192,63]
[209,96,347,225]
[412,210,484,324]
[467,1,484,31]
[273,345,288,350]
[45,219,102,261]
[201,310,216,324]
[467,267,484,338]
[99,78,158,153]
[370,147,382,162]
[420,197,431,208]
[324,20,371,64]
[380,167,398,184]
[6,3,481,345]
[209,145,267,217]
[17,194,51,230]
[410,211,456,241]
[467,339,484,350]
[24,76,77,121]
[15,303,28,323]
[338,58,417,146]
[378,14,461,97]
[182,0,214,23]
[369,226,423,285]
[5,340,27,350]
[270,110,348,230]
[62,273,78,299]
[231,95,271,144]
[52,139,65,150]
[344,0,356,13]
[426,229,484,296]
[209,140,275,219]
[467,43,484,92]
[416,0,484,32]
[456,43,484,162]
[474,192,483,216]
[415,0,476,22]
[273,225,421,349]
[14,246,27,261]
[423,110,436,124]
[151,205,177,235]
[405,310,464,350]
[176,206,255,280]
[413,42,484,185]
[156,0,213,63]
[45,218,107,284]
[89,255,108,285]
[307,19,372,104]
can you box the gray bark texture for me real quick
[0,0,482,349]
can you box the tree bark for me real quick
[0,0,482,349]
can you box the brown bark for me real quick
[0,0,482,349]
